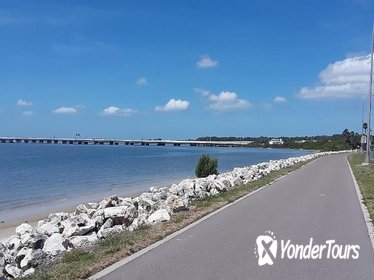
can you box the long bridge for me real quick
[0,137,253,147]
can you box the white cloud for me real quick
[136,77,148,86]
[155,99,189,112]
[207,91,251,111]
[196,56,218,68]
[22,111,34,116]
[298,55,371,99]
[102,106,137,116]
[53,107,78,114]
[273,96,287,103]
[17,99,32,106]
[194,88,211,96]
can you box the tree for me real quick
[195,154,218,178]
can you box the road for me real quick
[96,154,374,280]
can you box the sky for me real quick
[1,0,374,139]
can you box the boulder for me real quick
[15,247,33,270]
[5,235,21,252]
[137,195,155,212]
[117,197,135,207]
[69,232,98,248]
[37,220,47,228]
[3,252,16,266]
[37,222,60,236]
[4,264,22,278]
[92,209,104,219]
[213,180,227,192]
[87,202,99,209]
[48,212,69,223]
[0,242,4,254]
[97,225,124,239]
[103,206,136,226]
[15,223,34,236]
[98,196,118,209]
[23,267,35,277]
[147,209,171,225]
[25,234,47,250]
[61,214,96,238]
[42,233,69,256]
[93,215,105,229]
[165,195,188,212]
[97,219,113,239]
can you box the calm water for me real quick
[0,143,312,213]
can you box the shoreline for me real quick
[0,149,314,244]
[0,189,144,243]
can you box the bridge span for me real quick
[0,137,253,147]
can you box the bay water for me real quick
[0,143,312,222]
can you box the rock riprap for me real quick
[0,151,348,278]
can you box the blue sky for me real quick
[1,0,374,139]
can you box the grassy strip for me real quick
[27,158,316,280]
[348,153,374,223]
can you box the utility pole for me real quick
[365,24,374,164]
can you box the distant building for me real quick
[269,138,284,145]
[294,140,307,144]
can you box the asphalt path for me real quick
[97,154,374,280]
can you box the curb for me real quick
[88,157,319,279]
[345,156,374,252]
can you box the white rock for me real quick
[98,197,115,209]
[87,202,99,209]
[103,206,136,219]
[37,222,60,236]
[48,212,69,222]
[213,180,227,192]
[61,214,96,238]
[15,223,33,236]
[75,204,89,215]
[5,235,21,252]
[97,219,113,239]
[19,233,32,246]
[165,195,188,212]
[147,209,171,225]
[42,233,68,256]
[69,232,98,248]
[98,225,124,239]
[4,264,22,278]
[16,247,33,270]
[23,267,35,277]
[37,219,47,228]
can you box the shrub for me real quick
[195,154,218,178]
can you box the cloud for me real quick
[136,77,148,86]
[53,107,78,114]
[17,99,33,106]
[207,91,251,111]
[22,111,34,116]
[196,56,218,68]
[298,55,370,99]
[273,96,287,103]
[102,106,137,116]
[155,99,189,112]
[194,88,211,96]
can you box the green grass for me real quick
[27,157,315,280]
[348,153,374,223]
